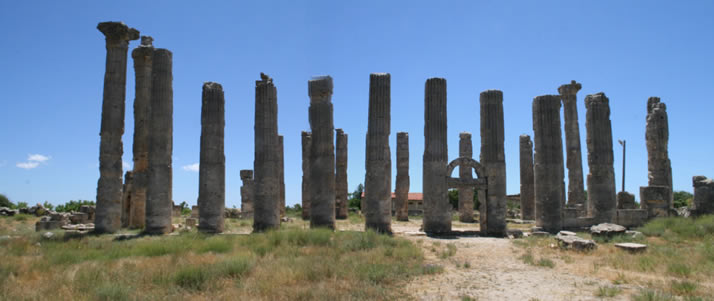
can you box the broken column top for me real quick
[308,76,333,100]
[336,128,344,135]
[480,89,503,101]
[397,132,408,138]
[519,134,532,143]
[240,170,254,180]
[534,94,562,105]
[256,72,273,85]
[140,36,154,47]
[302,131,311,136]
[557,80,582,96]
[694,176,714,187]
[97,21,139,41]
[585,92,609,108]
[203,82,223,91]
[460,132,472,139]
[647,97,666,114]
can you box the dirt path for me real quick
[398,231,628,301]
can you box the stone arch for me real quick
[446,157,486,179]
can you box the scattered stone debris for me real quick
[42,232,55,239]
[625,230,643,239]
[555,233,597,251]
[281,216,293,223]
[507,229,524,239]
[615,242,647,253]
[61,223,95,232]
[675,206,691,218]
[590,223,626,237]
[185,217,197,228]
[0,207,18,216]
[557,231,577,236]
[530,231,551,237]
[506,218,534,224]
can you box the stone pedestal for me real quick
[364,73,392,234]
[335,129,349,219]
[423,78,450,234]
[519,135,535,220]
[558,81,585,207]
[308,76,336,229]
[301,131,312,220]
[198,82,225,233]
[585,93,617,224]
[253,73,280,232]
[95,21,139,233]
[240,170,254,215]
[480,90,507,237]
[640,186,672,218]
[395,132,410,221]
[458,132,474,223]
[128,36,153,229]
[145,48,173,235]
[532,95,564,233]
[692,176,714,216]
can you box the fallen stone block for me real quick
[555,234,597,251]
[615,242,647,253]
[590,223,626,237]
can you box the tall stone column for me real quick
[308,76,336,229]
[532,95,565,233]
[558,80,585,208]
[145,48,173,234]
[458,132,474,223]
[278,135,285,217]
[519,135,535,221]
[95,21,139,233]
[128,36,153,229]
[395,132,410,221]
[335,129,349,219]
[198,82,225,233]
[585,93,617,223]
[480,90,507,237]
[240,170,254,215]
[121,171,133,227]
[364,73,392,234]
[253,73,280,232]
[301,131,312,220]
[692,176,714,216]
[646,97,672,195]
[423,78,450,234]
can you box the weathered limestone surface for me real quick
[646,97,673,199]
[301,131,312,220]
[121,171,133,227]
[128,36,153,229]
[585,93,617,224]
[253,73,280,232]
[335,129,349,219]
[308,76,336,229]
[532,95,565,233]
[278,135,285,217]
[95,21,139,233]
[640,186,672,218]
[145,48,173,234]
[395,132,410,221]
[423,78,450,234]
[519,135,535,220]
[617,191,636,209]
[480,90,507,236]
[240,170,254,215]
[364,73,392,234]
[458,132,474,223]
[558,81,585,208]
[198,82,225,233]
[693,176,714,215]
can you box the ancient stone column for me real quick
[532,95,564,233]
[364,73,392,234]
[558,80,585,208]
[423,78,450,234]
[198,82,225,233]
[145,48,173,234]
[308,76,336,229]
[692,176,714,216]
[95,21,139,233]
[301,131,312,220]
[519,135,535,220]
[240,170,254,215]
[616,191,636,209]
[458,132,474,223]
[253,73,280,232]
[121,171,133,227]
[278,135,285,217]
[480,90,507,236]
[128,36,153,229]
[395,132,410,221]
[585,93,617,223]
[335,129,349,219]
[646,97,672,197]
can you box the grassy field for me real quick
[512,215,714,300]
[0,213,433,300]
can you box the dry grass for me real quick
[512,215,714,299]
[0,213,432,300]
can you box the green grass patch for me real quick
[670,280,697,296]
[631,289,675,301]
[594,285,621,298]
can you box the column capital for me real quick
[97,22,139,46]
[558,80,582,96]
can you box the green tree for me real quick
[55,200,95,212]
[448,189,480,211]
[42,201,54,210]
[348,183,364,209]
[673,191,693,208]
[0,193,14,208]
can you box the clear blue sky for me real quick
[1,1,712,208]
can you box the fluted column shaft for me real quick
[308,76,336,229]
[301,131,312,220]
[558,81,585,208]
[253,74,280,232]
[480,90,507,236]
[240,170,254,214]
[395,132,410,221]
[646,97,672,202]
[532,95,564,233]
[458,133,474,223]
[145,48,173,234]
[95,22,139,233]
[364,73,392,233]
[278,135,285,217]
[335,129,349,219]
[585,93,617,223]
[198,82,225,233]
[519,135,535,220]
[423,78,450,234]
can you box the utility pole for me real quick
[618,139,626,192]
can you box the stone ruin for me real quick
[640,97,673,217]
[308,76,336,230]
[519,135,535,221]
[364,73,392,234]
[458,133,475,223]
[240,169,254,216]
[532,95,565,233]
[253,73,280,232]
[197,82,226,233]
[692,176,714,216]
[335,129,349,220]
[394,132,410,221]
[301,131,312,220]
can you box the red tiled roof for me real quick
[360,192,423,201]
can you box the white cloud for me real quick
[182,163,199,172]
[16,153,50,169]
[16,161,40,169]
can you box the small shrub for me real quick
[520,252,535,265]
[174,266,211,291]
[218,256,255,278]
[595,285,621,298]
